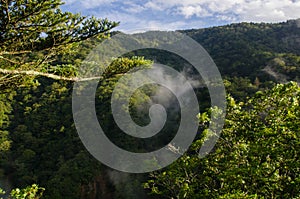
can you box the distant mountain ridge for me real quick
[182,19,300,54]
[178,19,300,82]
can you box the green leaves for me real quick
[0,91,15,152]
[146,82,300,198]
[0,0,118,88]
[0,188,5,199]
[0,56,154,198]
[10,184,45,199]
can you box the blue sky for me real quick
[61,0,300,33]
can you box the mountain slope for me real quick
[180,19,300,80]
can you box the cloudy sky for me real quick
[61,0,300,32]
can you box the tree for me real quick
[0,0,118,88]
[0,90,15,152]
[10,184,44,199]
[0,0,119,197]
[145,82,300,198]
[0,184,44,199]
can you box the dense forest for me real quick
[0,0,299,199]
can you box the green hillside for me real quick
[182,20,300,79]
[0,1,299,198]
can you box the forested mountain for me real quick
[0,1,299,198]
[126,20,300,100]
[182,20,300,80]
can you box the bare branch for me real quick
[0,68,105,82]
[0,51,32,55]
[0,56,20,64]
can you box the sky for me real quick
[61,0,300,33]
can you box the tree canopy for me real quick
[0,1,299,198]
[145,82,300,199]
[0,0,118,88]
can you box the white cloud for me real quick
[144,1,165,11]
[62,0,300,31]
[122,1,146,13]
[177,5,212,18]
[143,0,300,22]
[85,8,207,33]
[236,0,300,22]
[106,13,191,33]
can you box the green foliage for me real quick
[10,184,45,199]
[0,188,5,199]
[0,1,119,197]
[224,77,259,101]
[218,192,260,199]
[0,0,118,88]
[267,53,300,81]
[182,20,300,81]
[1,8,300,199]
[0,56,154,198]
[0,130,11,152]
[0,91,15,152]
[145,82,300,199]
[6,79,98,198]
[130,20,299,100]
[106,57,152,75]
